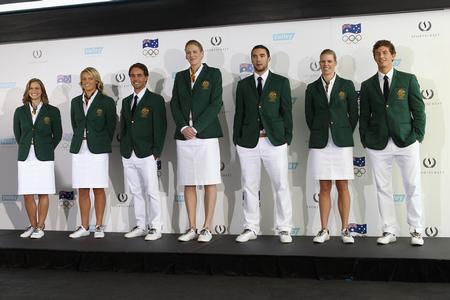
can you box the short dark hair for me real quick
[372,40,396,56]
[251,45,270,57]
[129,63,149,76]
[320,49,337,62]
[185,40,204,52]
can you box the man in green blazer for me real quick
[121,63,167,241]
[233,45,293,244]
[359,40,426,246]
[70,92,116,154]
[14,103,62,161]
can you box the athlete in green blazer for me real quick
[120,89,167,158]
[305,75,358,149]
[170,63,223,140]
[359,69,425,150]
[233,71,293,148]
[70,91,117,154]
[14,103,62,161]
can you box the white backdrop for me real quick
[0,9,448,238]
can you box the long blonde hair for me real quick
[79,67,104,93]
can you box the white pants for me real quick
[236,138,292,233]
[367,139,423,234]
[122,152,161,230]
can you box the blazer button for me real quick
[259,105,261,109]
[386,104,389,108]
[132,120,135,124]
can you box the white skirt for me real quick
[309,140,354,180]
[176,138,221,186]
[72,141,109,188]
[18,146,55,195]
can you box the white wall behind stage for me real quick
[0,9,448,238]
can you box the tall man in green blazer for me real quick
[359,40,426,246]
[233,45,293,244]
[121,63,167,241]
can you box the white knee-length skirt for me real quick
[309,141,354,180]
[176,138,221,186]
[72,141,109,188]
[18,145,55,195]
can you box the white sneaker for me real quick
[124,226,147,238]
[145,228,162,241]
[69,226,90,239]
[178,228,198,242]
[341,228,354,244]
[235,229,257,243]
[30,228,44,239]
[377,232,396,245]
[313,229,330,244]
[279,231,292,244]
[411,231,424,246]
[20,225,35,238]
[94,225,105,239]
[197,228,212,242]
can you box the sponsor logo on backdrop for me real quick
[309,61,320,72]
[115,73,126,83]
[411,21,439,38]
[291,227,301,236]
[353,157,366,177]
[1,195,23,202]
[175,194,185,204]
[84,47,103,56]
[348,223,367,236]
[341,23,362,44]
[142,38,159,57]
[58,133,72,150]
[220,161,231,177]
[32,50,42,59]
[117,193,128,203]
[57,75,71,84]
[59,191,75,209]
[30,49,47,63]
[206,36,229,52]
[0,138,16,145]
[115,193,133,207]
[422,157,443,174]
[288,161,299,171]
[308,193,319,209]
[393,194,405,203]
[423,157,436,168]
[272,32,295,41]
[0,82,16,88]
[425,226,438,237]
[421,89,440,106]
[393,58,401,67]
[214,225,227,234]
[313,193,319,203]
[239,63,254,79]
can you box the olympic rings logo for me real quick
[354,167,366,177]
[59,200,74,209]
[342,34,362,44]
[142,48,159,57]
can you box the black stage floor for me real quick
[1,230,449,282]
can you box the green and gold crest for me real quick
[43,116,51,124]
[397,88,406,100]
[140,107,150,118]
[96,108,103,116]
[268,91,278,102]
[202,80,210,90]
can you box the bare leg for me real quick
[36,194,49,228]
[336,180,350,230]
[23,194,37,228]
[93,188,106,226]
[184,185,197,229]
[319,180,332,230]
[78,188,91,229]
[203,184,217,230]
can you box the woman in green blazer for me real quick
[305,49,358,244]
[13,78,62,239]
[170,40,223,243]
[69,67,117,239]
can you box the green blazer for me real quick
[170,63,223,140]
[120,89,167,158]
[359,69,426,150]
[233,71,293,148]
[305,75,358,148]
[70,92,117,154]
[13,103,62,161]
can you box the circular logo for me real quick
[117,193,128,203]
[214,225,227,234]
[220,161,225,171]
[354,167,366,177]
[421,89,434,100]
[342,34,362,44]
[422,158,436,168]
[115,73,126,83]
[309,61,320,72]
[425,227,438,237]
[142,48,159,57]
[313,193,320,203]
[32,50,42,59]
[60,199,74,209]
[210,36,222,46]
[418,21,432,32]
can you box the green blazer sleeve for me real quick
[408,74,426,142]
[232,80,244,145]
[153,94,167,157]
[105,96,117,142]
[13,107,21,144]
[358,80,370,148]
[170,72,189,130]
[347,81,359,131]
[304,85,314,131]
[280,77,293,145]
[51,107,63,149]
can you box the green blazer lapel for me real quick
[388,69,399,103]
[329,76,341,106]
[260,71,273,103]
[371,73,384,100]
[314,78,328,106]
[247,75,259,105]
[86,92,100,117]
[24,104,33,125]
[34,103,48,125]
[183,69,192,94]
[77,96,84,116]
[192,63,208,93]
